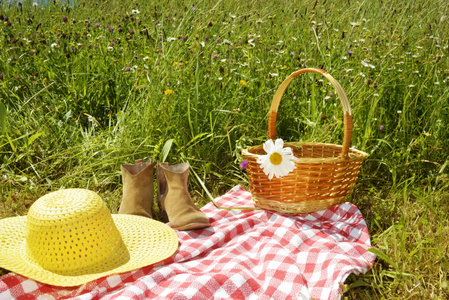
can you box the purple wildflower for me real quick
[290,51,295,57]
[348,50,353,56]
[240,160,249,170]
[212,54,218,59]
[108,27,114,32]
[129,30,135,34]
[118,27,123,33]
[134,55,138,59]
[63,16,68,22]
[380,125,385,131]
[95,22,101,27]
[329,92,334,97]
[125,66,131,71]
[204,35,209,40]
[110,41,115,46]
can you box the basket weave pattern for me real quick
[242,68,368,214]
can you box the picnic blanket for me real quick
[0,185,376,300]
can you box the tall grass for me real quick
[0,0,448,298]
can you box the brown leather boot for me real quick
[119,159,155,218]
[157,162,210,231]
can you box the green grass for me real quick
[0,0,448,298]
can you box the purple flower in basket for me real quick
[240,160,249,170]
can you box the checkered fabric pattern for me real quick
[0,185,375,300]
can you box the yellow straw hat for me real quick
[0,188,179,287]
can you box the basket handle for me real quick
[268,68,353,158]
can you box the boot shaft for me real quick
[119,159,155,218]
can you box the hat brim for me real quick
[0,215,179,286]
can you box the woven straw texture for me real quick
[242,68,368,214]
[0,189,178,287]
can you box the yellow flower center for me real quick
[269,152,283,165]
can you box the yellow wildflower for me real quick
[164,89,174,95]
[240,80,248,86]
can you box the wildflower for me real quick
[240,80,248,86]
[110,41,115,46]
[129,30,135,35]
[380,125,385,131]
[373,82,378,88]
[108,27,113,32]
[423,131,431,136]
[361,60,375,68]
[329,92,334,97]
[125,66,131,72]
[321,114,327,120]
[33,2,38,7]
[118,27,123,33]
[257,139,296,180]
[131,9,140,15]
[212,54,218,59]
[107,46,114,51]
[348,50,353,56]
[95,22,101,27]
[240,160,248,170]
[289,51,295,57]
[367,78,372,85]
[397,110,402,114]
[63,16,68,22]
[408,84,415,88]
[0,73,5,80]
[164,89,174,95]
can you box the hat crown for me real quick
[24,189,129,276]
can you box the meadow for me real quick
[0,0,448,298]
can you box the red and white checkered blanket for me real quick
[0,185,375,300]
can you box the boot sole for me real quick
[171,222,210,231]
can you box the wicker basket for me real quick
[242,68,368,214]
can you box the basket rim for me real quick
[242,142,368,164]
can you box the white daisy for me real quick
[257,139,296,180]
